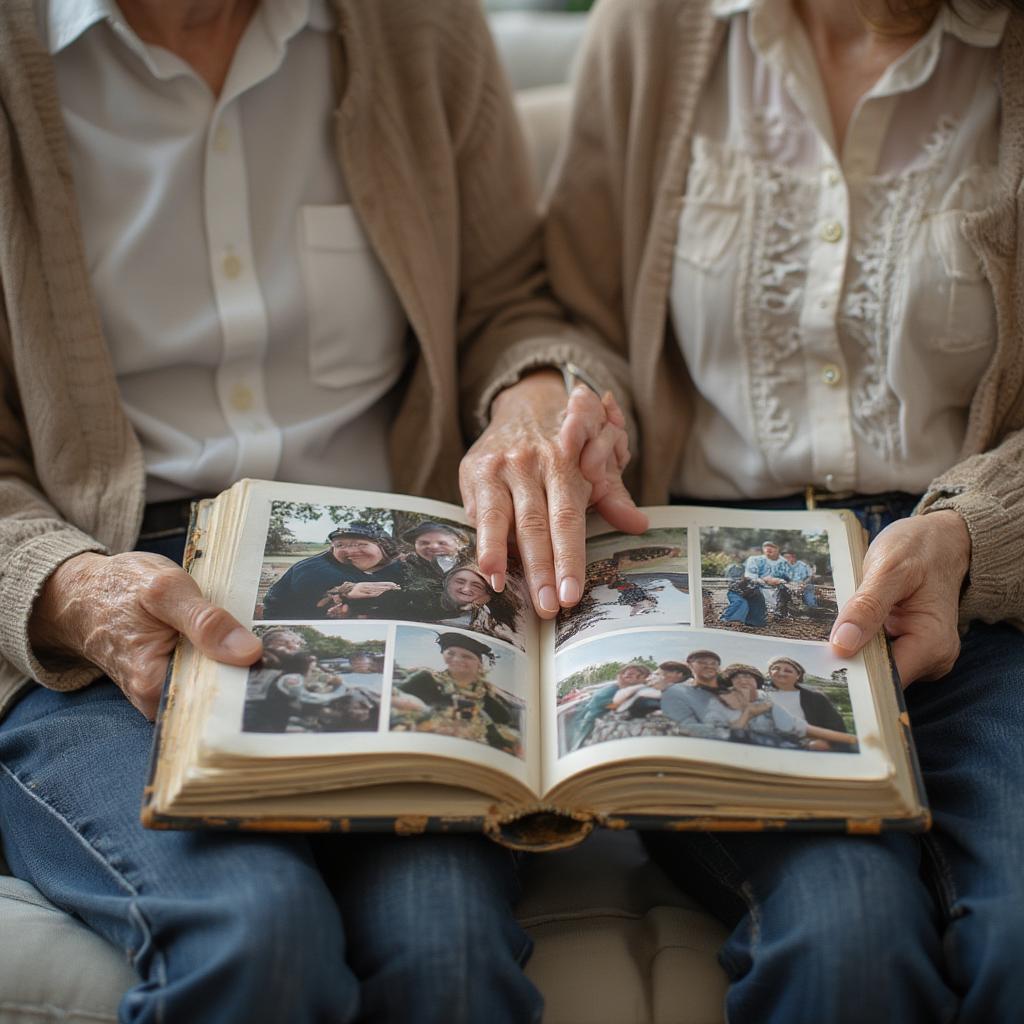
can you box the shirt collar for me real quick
[711,0,1009,48]
[44,0,335,57]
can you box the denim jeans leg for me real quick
[904,621,1024,1023]
[645,620,1024,1023]
[326,833,543,1024]
[0,680,360,1024]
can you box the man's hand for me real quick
[460,370,648,619]
[829,510,971,686]
[29,551,263,720]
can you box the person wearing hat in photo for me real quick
[261,522,405,620]
[391,633,524,758]
[610,660,692,718]
[400,521,470,586]
[434,563,523,646]
[659,649,739,740]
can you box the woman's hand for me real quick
[460,370,648,619]
[829,510,971,686]
[29,551,263,720]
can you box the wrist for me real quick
[490,369,566,422]
[926,509,972,584]
[29,551,107,657]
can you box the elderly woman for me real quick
[391,632,524,757]
[261,522,405,619]
[435,563,523,645]
[545,0,1024,1019]
[0,2,646,1023]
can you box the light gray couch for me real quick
[0,12,732,1023]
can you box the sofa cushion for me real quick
[0,831,728,1024]
[0,875,135,1024]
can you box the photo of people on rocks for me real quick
[555,630,856,758]
[389,627,527,760]
[555,529,690,648]
[242,624,386,735]
[699,527,836,642]
[255,501,527,650]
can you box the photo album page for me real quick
[193,481,544,796]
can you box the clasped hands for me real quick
[28,370,645,719]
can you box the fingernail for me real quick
[559,578,581,605]
[490,573,505,593]
[831,622,862,652]
[538,585,559,613]
[222,626,259,658]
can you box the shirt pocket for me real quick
[674,199,742,273]
[298,204,406,389]
[923,209,994,355]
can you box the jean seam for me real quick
[0,761,168,1016]
[921,831,961,918]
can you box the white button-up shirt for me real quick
[45,0,408,500]
[670,0,1007,500]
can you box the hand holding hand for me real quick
[829,510,971,686]
[460,370,648,619]
[29,552,262,720]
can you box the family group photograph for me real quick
[555,628,855,758]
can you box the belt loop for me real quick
[804,485,818,511]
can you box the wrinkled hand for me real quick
[829,510,971,686]
[29,552,262,720]
[460,370,648,619]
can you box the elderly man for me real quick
[0,2,647,1023]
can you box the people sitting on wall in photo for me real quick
[720,540,789,626]
[390,633,525,758]
[780,548,817,607]
[764,656,850,750]
[568,662,652,751]
[262,522,404,620]
[610,660,692,718]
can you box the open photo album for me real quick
[143,479,928,850]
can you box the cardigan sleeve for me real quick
[448,0,636,441]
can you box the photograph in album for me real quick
[255,499,528,650]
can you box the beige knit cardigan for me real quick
[545,0,1024,627]
[0,0,632,715]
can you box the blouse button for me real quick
[222,252,243,279]
[230,384,254,412]
[821,221,843,243]
[822,364,842,386]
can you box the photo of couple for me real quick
[555,630,855,758]
[389,627,527,761]
[555,529,690,647]
[255,501,527,649]
[700,528,836,642]
[242,624,385,735]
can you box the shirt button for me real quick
[821,221,843,243]
[824,473,837,490]
[230,384,254,412]
[222,252,243,279]
[822,364,842,386]
[825,169,841,187]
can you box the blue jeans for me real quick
[650,494,1024,1022]
[0,534,541,1024]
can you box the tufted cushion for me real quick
[0,831,728,1024]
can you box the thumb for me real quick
[830,565,907,658]
[140,571,262,665]
[593,477,649,535]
